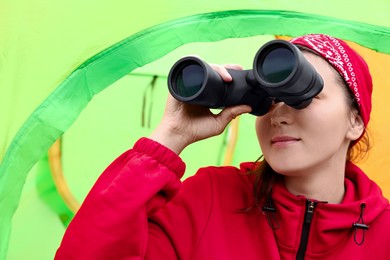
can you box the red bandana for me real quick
[290,34,373,127]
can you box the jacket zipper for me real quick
[296,200,316,260]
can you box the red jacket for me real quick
[56,138,390,259]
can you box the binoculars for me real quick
[167,39,324,116]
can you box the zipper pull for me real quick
[305,200,316,224]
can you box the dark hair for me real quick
[250,158,280,208]
[249,48,371,208]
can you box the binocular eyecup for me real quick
[167,40,324,116]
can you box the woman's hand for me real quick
[149,63,252,154]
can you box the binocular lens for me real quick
[172,63,204,98]
[260,48,295,84]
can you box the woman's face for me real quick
[255,52,362,176]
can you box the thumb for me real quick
[217,105,252,125]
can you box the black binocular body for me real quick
[167,40,324,116]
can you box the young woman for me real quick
[56,34,390,259]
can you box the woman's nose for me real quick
[270,102,293,126]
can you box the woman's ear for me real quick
[346,111,364,141]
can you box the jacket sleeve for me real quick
[55,137,186,260]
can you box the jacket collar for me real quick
[269,161,389,254]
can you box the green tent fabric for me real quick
[1,1,390,259]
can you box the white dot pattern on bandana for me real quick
[291,35,361,106]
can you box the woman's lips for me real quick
[271,136,301,147]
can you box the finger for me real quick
[216,105,252,126]
[223,64,243,70]
[211,64,233,82]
